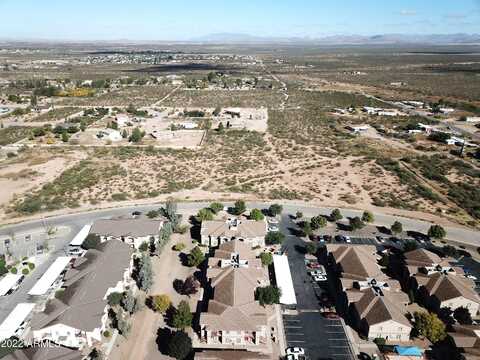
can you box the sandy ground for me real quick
[110,234,198,360]
[0,151,86,209]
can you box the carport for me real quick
[273,254,297,308]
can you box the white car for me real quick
[313,275,327,282]
[310,270,325,277]
[466,274,478,281]
[268,226,279,232]
[286,347,305,356]
[345,236,351,243]
[268,218,279,225]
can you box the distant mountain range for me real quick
[190,33,480,45]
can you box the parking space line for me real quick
[286,333,305,336]
[285,326,302,329]
[288,340,306,343]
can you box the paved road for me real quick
[1,202,479,246]
[279,214,354,360]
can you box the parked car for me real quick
[309,235,322,242]
[466,274,478,281]
[323,235,333,242]
[268,225,279,232]
[286,347,305,356]
[335,235,345,242]
[132,211,142,216]
[322,312,340,319]
[268,218,279,225]
[344,236,351,243]
[313,274,327,282]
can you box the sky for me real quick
[0,0,479,41]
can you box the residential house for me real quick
[96,128,122,142]
[353,288,412,341]
[347,125,370,134]
[196,240,271,353]
[200,218,267,248]
[399,249,480,317]
[31,240,134,350]
[89,217,163,249]
[449,324,480,359]
[327,245,412,341]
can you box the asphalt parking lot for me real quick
[284,313,352,360]
[280,214,354,360]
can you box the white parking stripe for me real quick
[285,326,302,329]
[288,340,305,343]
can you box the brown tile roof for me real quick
[354,289,411,328]
[327,245,384,280]
[424,273,480,304]
[449,325,480,349]
[200,240,268,332]
[201,220,267,239]
[90,218,162,238]
[404,248,442,266]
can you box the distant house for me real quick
[96,128,122,142]
[347,125,369,134]
[114,114,130,127]
[465,117,480,123]
[439,107,455,114]
[89,217,164,249]
[200,218,267,247]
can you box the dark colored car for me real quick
[323,235,333,242]
[322,312,340,319]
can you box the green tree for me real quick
[442,245,459,258]
[265,231,285,245]
[196,208,214,222]
[168,331,192,360]
[255,285,281,306]
[269,204,283,217]
[259,252,273,266]
[413,311,447,343]
[82,234,100,250]
[233,200,246,215]
[61,132,69,143]
[296,211,303,219]
[107,292,124,307]
[362,211,374,223]
[250,208,265,221]
[391,221,403,235]
[122,290,137,314]
[137,253,153,292]
[129,127,144,143]
[172,300,193,330]
[349,216,365,231]
[152,294,171,313]
[453,307,473,325]
[302,222,313,237]
[311,215,327,230]
[330,209,343,221]
[209,202,224,214]
[428,225,446,240]
[187,246,205,267]
[305,242,317,255]
[146,210,159,219]
[403,240,418,252]
[217,122,224,132]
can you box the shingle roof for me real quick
[201,220,267,239]
[404,249,442,266]
[354,289,411,328]
[327,245,384,280]
[90,218,162,238]
[31,241,133,332]
[200,240,268,332]
[424,273,480,304]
